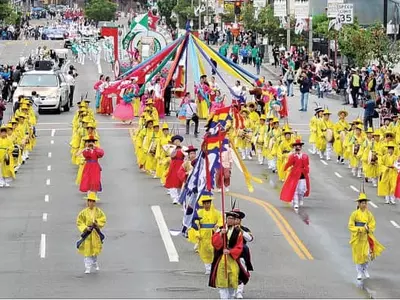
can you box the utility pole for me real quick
[205,0,209,31]
[384,0,388,29]
[308,16,313,60]
[286,0,291,51]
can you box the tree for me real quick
[157,0,178,28]
[369,22,400,68]
[172,0,197,29]
[0,0,14,24]
[85,0,117,22]
[338,25,372,67]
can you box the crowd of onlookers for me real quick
[273,46,400,130]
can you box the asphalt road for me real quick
[0,37,399,298]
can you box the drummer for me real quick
[316,109,334,161]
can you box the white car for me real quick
[13,70,70,114]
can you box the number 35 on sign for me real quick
[338,3,353,24]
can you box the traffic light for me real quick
[234,1,241,15]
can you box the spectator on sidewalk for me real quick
[350,69,361,108]
[298,72,311,112]
[283,67,295,97]
[0,97,5,125]
[255,55,261,75]
[363,95,376,131]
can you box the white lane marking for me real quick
[47,165,51,171]
[48,152,52,158]
[51,129,56,137]
[40,234,46,258]
[350,185,359,192]
[390,220,400,228]
[320,160,328,165]
[44,194,49,202]
[46,179,51,186]
[369,202,378,208]
[50,140,54,144]
[151,205,179,262]
[42,213,48,222]
[334,172,342,178]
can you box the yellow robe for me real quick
[378,153,397,196]
[308,116,319,144]
[333,119,349,156]
[348,209,385,264]
[349,134,365,168]
[236,118,253,149]
[362,140,380,179]
[190,207,223,264]
[76,207,107,257]
[155,133,171,179]
[144,131,160,173]
[316,119,334,152]
[0,137,15,178]
[277,138,293,181]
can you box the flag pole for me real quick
[218,126,228,278]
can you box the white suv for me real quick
[13,70,70,114]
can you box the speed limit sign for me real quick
[337,3,354,24]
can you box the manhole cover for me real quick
[156,287,202,292]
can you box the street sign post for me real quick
[327,0,344,18]
[337,3,354,24]
[294,0,309,19]
[273,0,286,17]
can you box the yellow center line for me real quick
[228,192,313,260]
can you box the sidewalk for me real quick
[261,62,343,102]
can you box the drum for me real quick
[149,142,157,155]
[244,129,253,142]
[12,145,20,158]
[353,143,360,155]
[368,150,378,165]
[325,128,334,143]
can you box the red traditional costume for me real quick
[280,139,310,206]
[79,141,105,193]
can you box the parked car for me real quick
[13,70,70,114]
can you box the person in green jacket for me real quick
[231,43,240,64]
[251,47,259,67]
[219,44,228,57]
[255,55,261,75]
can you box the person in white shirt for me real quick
[185,98,199,137]
[65,70,76,107]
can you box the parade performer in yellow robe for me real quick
[189,192,223,275]
[6,123,20,174]
[349,125,365,178]
[0,126,15,187]
[9,118,23,170]
[308,107,323,155]
[76,192,106,274]
[155,123,172,183]
[378,142,398,204]
[252,115,266,164]
[362,129,381,187]
[277,127,293,182]
[333,109,349,164]
[348,193,384,280]
[144,122,161,176]
[71,116,92,165]
[236,108,253,160]
[265,117,281,171]
[316,109,334,160]
[136,118,154,170]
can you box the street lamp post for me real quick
[286,0,290,51]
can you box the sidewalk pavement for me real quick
[261,63,344,102]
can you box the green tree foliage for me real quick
[172,0,197,29]
[369,22,400,68]
[242,4,285,45]
[338,24,372,67]
[85,0,117,22]
[157,0,178,28]
[0,0,14,24]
